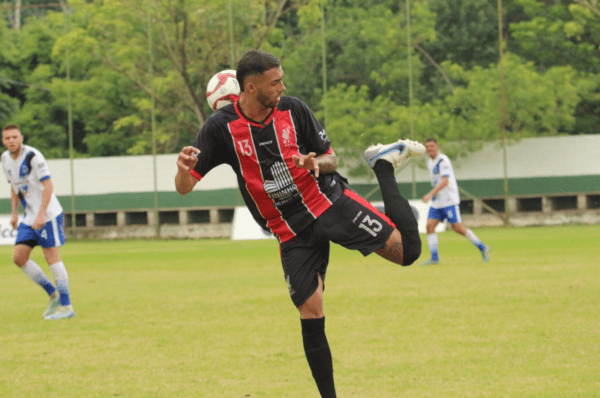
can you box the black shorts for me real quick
[280,189,395,307]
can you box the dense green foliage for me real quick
[1,0,599,161]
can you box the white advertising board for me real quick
[230,207,276,241]
[0,215,18,246]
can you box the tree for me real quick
[509,0,600,134]
[284,0,436,110]
[62,0,305,156]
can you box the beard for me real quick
[8,144,22,155]
[256,89,279,109]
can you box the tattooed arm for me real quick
[292,151,338,177]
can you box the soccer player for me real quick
[175,50,423,397]
[1,125,75,320]
[421,137,490,265]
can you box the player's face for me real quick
[1,129,23,155]
[255,67,285,109]
[425,141,439,159]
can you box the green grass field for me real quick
[0,225,598,398]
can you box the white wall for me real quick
[374,135,600,183]
[0,154,238,198]
[1,135,598,199]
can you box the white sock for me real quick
[49,261,71,306]
[426,233,439,261]
[21,259,56,295]
[465,229,486,251]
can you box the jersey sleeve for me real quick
[294,98,331,155]
[190,118,225,180]
[31,150,52,182]
[439,156,453,177]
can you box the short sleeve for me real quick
[439,157,453,177]
[295,99,331,155]
[191,118,225,180]
[32,150,52,182]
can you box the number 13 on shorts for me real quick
[353,211,382,237]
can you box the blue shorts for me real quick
[428,205,462,224]
[16,214,66,248]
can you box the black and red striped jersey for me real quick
[191,96,348,243]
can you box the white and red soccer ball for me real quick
[205,69,240,111]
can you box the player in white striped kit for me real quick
[421,138,490,265]
[2,125,75,320]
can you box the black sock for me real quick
[372,160,422,265]
[301,317,337,398]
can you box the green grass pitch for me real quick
[0,225,598,397]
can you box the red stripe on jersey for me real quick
[343,189,396,228]
[274,110,332,219]
[228,119,296,242]
[190,169,203,181]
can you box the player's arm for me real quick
[175,146,201,195]
[32,178,53,230]
[292,150,338,178]
[423,176,449,202]
[10,187,20,229]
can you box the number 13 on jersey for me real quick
[237,139,253,156]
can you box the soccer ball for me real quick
[206,69,240,111]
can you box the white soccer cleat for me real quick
[364,139,425,168]
[420,259,440,267]
[482,246,491,263]
[44,304,75,320]
[42,291,61,318]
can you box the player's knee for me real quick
[13,255,27,267]
[402,248,420,266]
[298,285,324,319]
[401,233,422,266]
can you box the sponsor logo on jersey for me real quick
[19,162,31,178]
[263,161,299,206]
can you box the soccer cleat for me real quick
[364,139,425,168]
[42,291,61,318]
[420,259,439,267]
[482,246,491,263]
[44,304,75,320]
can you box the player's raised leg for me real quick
[364,139,424,265]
